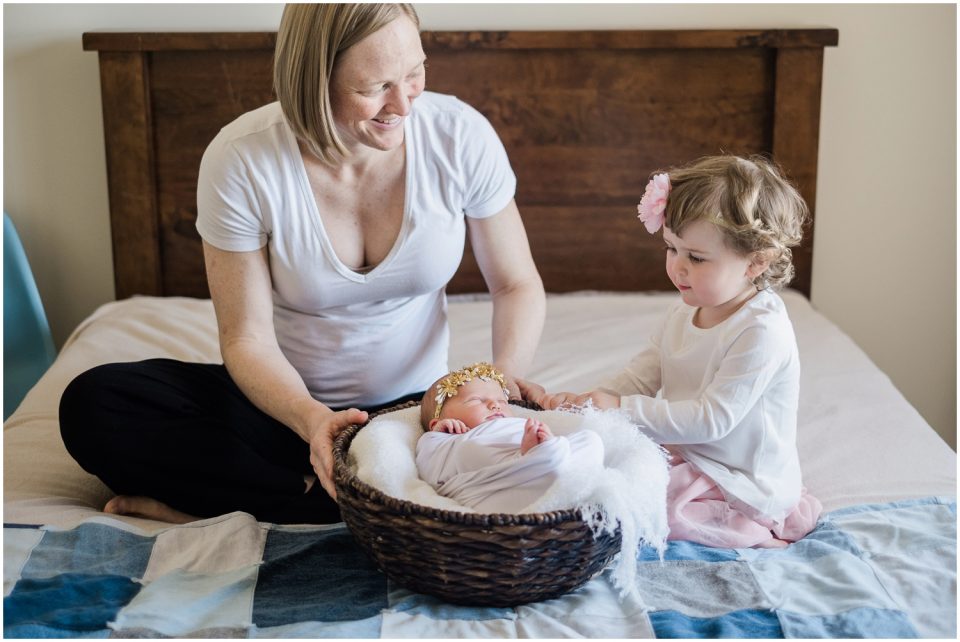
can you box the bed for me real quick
[4,28,956,638]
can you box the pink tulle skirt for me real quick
[666,455,822,549]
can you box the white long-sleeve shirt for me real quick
[415,417,604,513]
[603,290,802,523]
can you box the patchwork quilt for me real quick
[4,497,955,638]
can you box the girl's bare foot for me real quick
[103,495,198,524]
[756,537,790,549]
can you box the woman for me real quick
[58,3,545,524]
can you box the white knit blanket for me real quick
[348,405,670,598]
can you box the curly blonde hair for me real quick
[661,155,809,290]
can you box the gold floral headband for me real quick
[432,362,509,420]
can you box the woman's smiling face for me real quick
[329,15,426,154]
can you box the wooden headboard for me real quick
[83,29,837,299]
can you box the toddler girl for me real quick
[520,155,821,548]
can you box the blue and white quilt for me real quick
[4,497,955,638]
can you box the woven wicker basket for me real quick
[333,400,622,607]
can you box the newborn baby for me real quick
[415,362,604,513]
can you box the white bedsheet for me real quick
[3,290,955,530]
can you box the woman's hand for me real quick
[307,407,368,501]
[501,373,522,400]
[516,379,578,410]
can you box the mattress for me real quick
[3,291,956,638]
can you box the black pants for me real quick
[58,358,423,524]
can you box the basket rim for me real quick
[333,399,597,527]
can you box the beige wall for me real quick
[4,3,956,450]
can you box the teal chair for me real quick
[4,213,57,420]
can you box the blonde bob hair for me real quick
[661,155,809,291]
[273,3,420,165]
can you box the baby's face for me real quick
[437,379,512,428]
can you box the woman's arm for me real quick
[203,241,367,499]
[467,200,546,396]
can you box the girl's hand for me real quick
[431,418,471,434]
[573,390,621,410]
[516,378,548,405]
[308,407,368,501]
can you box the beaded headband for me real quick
[432,362,509,420]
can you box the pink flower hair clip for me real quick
[637,173,671,233]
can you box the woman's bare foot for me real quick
[103,495,198,524]
[520,418,553,455]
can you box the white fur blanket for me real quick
[348,404,670,598]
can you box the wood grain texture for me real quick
[84,30,837,298]
[96,51,162,298]
[771,48,826,298]
[149,49,276,298]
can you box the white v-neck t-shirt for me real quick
[196,92,516,407]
